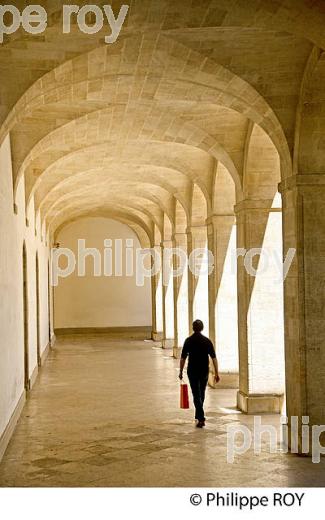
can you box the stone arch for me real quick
[3,33,292,204]
[47,196,159,243]
[236,122,285,412]
[295,47,325,175]
[212,161,236,215]
[243,123,281,201]
[20,128,240,212]
[191,183,208,227]
[53,210,152,250]
[175,199,188,234]
[37,165,191,230]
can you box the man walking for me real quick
[179,320,220,428]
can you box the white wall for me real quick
[0,134,50,439]
[54,218,152,329]
[36,213,51,353]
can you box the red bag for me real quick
[180,383,189,409]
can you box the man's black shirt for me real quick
[181,332,216,375]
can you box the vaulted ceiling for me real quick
[1,0,324,243]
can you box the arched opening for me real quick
[247,193,285,399]
[53,217,152,335]
[236,124,286,414]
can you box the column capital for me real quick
[206,214,235,225]
[206,214,236,234]
[160,239,174,249]
[186,226,208,246]
[278,174,325,194]
[172,232,187,239]
[172,232,187,246]
[234,199,279,215]
[186,224,207,234]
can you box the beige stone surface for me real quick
[54,217,152,329]
[1,335,325,488]
[1,0,325,460]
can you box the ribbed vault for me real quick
[1,0,324,239]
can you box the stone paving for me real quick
[0,335,324,487]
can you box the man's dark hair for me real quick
[193,319,204,333]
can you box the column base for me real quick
[152,331,163,342]
[40,342,51,366]
[29,365,39,390]
[208,371,239,389]
[173,346,182,359]
[162,338,174,348]
[237,390,284,414]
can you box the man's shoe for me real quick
[196,420,205,428]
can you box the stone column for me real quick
[151,244,164,342]
[207,214,238,374]
[186,225,210,333]
[280,175,325,452]
[207,219,217,346]
[235,199,285,414]
[186,230,194,329]
[161,239,174,348]
[172,232,189,358]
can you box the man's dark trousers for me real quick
[188,371,209,421]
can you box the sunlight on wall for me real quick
[193,243,209,333]
[165,274,174,339]
[247,202,285,394]
[215,224,239,373]
[177,263,189,346]
[155,271,163,333]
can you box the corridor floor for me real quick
[0,335,325,487]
